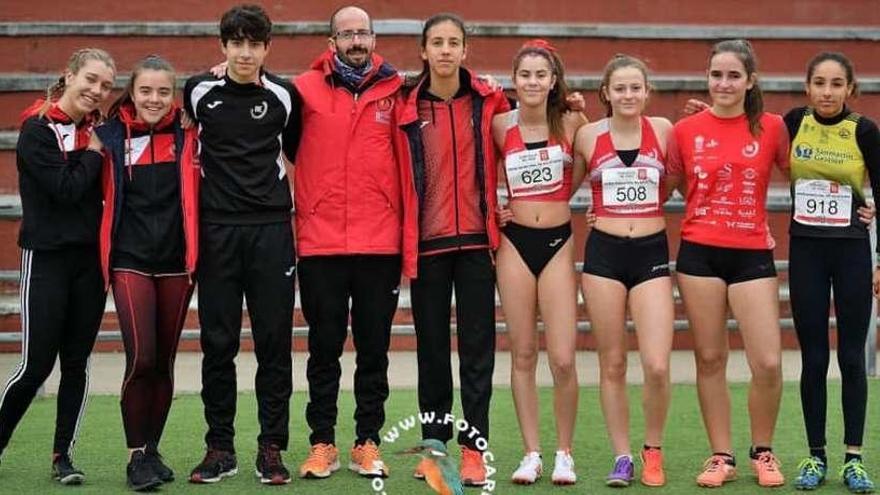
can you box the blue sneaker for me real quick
[606,455,634,487]
[841,458,875,494]
[794,456,826,490]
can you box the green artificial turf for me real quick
[1,382,878,493]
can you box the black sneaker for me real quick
[255,444,291,485]
[52,453,85,485]
[127,451,162,492]
[189,448,238,483]
[144,447,174,483]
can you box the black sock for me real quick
[845,452,863,464]
[643,444,661,451]
[809,448,827,464]
[750,446,772,460]
[713,452,736,466]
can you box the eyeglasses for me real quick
[334,30,374,41]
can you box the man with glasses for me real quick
[294,5,403,481]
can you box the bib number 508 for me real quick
[615,186,648,202]
[521,167,553,185]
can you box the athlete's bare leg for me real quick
[728,277,782,448]
[629,276,674,447]
[678,273,732,453]
[583,272,631,455]
[537,239,578,451]
[497,236,541,453]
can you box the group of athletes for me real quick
[1,2,878,493]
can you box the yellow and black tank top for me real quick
[785,106,880,243]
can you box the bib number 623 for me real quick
[521,167,553,185]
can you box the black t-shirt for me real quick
[184,71,302,224]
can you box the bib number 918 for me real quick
[805,198,839,216]
[521,167,553,185]
[615,185,648,203]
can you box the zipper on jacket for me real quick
[149,128,158,264]
[448,101,461,243]
[352,92,359,115]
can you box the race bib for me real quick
[601,167,660,213]
[505,145,564,197]
[793,179,852,227]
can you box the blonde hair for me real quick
[39,48,116,118]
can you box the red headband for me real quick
[522,39,557,53]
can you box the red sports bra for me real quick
[501,110,573,202]
[588,116,667,218]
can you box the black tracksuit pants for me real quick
[197,222,295,452]
[299,255,401,446]
[411,249,496,449]
[0,246,105,456]
[790,236,872,448]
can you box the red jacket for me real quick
[292,50,403,257]
[97,105,200,287]
[395,69,510,278]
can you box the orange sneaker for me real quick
[696,455,737,488]
[460,447,487,486]
[751,451,784,487]
[298,443,340,479]
[640,447,666,487]
[349,440,389,478]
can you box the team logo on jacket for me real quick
[377,98,394,112]
[839,127,852,139]
[251,101,268,120]
[741,140,759,158]
[375,97,394,124]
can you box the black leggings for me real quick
[0,247,105,456]
[790,236,871,448]
[411,249,496,449]
[113,270,193,449]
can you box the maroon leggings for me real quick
[112,270,193,449]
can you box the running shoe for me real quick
[189,448,237,483]
[551,450,577,485]
[460,446,487,486]
[255,443,291,485]
[606,454,635,487]
[511,451,542,484]
[52,453,85,485]
[127,450,162,492]
[841,458,876,493]
[349,440,389,478]
[144,446,174,483]
[751,451,785,487]
[298,443,340,479]
[794,456,826,490]
[696,455,737,488]
[640,447,666,487]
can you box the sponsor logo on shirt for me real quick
[794,143,813,160]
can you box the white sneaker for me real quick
[552,450,577,485]
[511,452,543,484]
